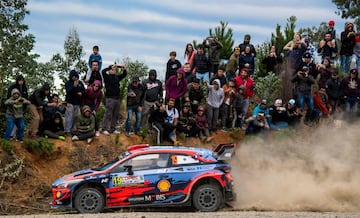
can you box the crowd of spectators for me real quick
[4,20,360,144]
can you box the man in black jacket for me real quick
[125,76,144,136]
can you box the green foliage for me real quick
[23,137,54,156]
[255,41,272,77]
[271,16,297,56]
[332,0,360,30]
[0,139,13,152]
[254,72,282,104]
[114,133,120,145]
[208,21,234,60]
[139,128,149,141]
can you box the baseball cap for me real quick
[302,66,309,71]
[289,99,296,106]
[350,68,358,74]
[303,52,312,58]
[328,20,335,25]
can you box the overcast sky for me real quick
[25,0,345,80]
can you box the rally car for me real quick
[51,143,236,213]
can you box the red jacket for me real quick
[235,74,255,99]
[313,91,331,116]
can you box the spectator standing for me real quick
[239,45,255,75]
[283,33,307,71]
[101,64,127,135]
[28,83,52,138]
[326,71,342,114]
[71,105,95,144]
[317,57,335,88]
[225,47,240,81]
[82,80,103,136]
[210,66,227,88]
[238,34,256,57]
[220,79,236,131]
[204,79,224,132]
[318,32,338,62]
[84,60,103,86]
[340,68,360,120]
[191,44,211,84]
[4,88,30,142]
[353,32,360,69]
[165,51,182,81]
[141,69,163,128]
[203,36,223,78]
[340,22,356,74]
[125,76,144,136]
[232,85,245,128]
[262,45,282,74]
[184,43,196,72]
[235,68,255,119]
[184,78,204,114]
[184,62,195,83]
[291,66,316,125]
[64,70,86,135]
[165,67,188,110]
[304,37,316,58]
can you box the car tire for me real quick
[192,184,223,212]
[74,187,105,213]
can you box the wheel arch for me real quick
[190,177,224,198]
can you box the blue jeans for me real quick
[269,121,288,131]
[344,96,359,113]
[125,107,142,133]
[5,117,25,140]
[340,55,351,73]
[297,94,314,122]
[196,72,209,84]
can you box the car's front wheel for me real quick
[192,184,223,212]
[74,187,105,213]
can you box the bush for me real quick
[0,139,13,152]
[23,137,54,156]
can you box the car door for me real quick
[106,153,170,207]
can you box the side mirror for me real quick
[124,165,133,175]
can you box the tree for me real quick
[332,0,360,30]
[208,21,234,60]
[0,0,39,104]
[51,27,87,96]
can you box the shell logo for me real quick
[157,179,171,192]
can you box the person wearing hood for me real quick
[82,80,103,136]
[340,21,356,74]
[4,88,30,142]
[64,69,86,135]
[28,83,53,138]
[141,69,163,128]
[43,112,65,140]
[71,105,95,144]
[7,74,28,99]
[340,68,360,120]
[165,67,188,110]
[204,78,224,131]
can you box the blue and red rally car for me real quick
[51,143,236,213]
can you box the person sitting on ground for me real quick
[232,85,245,129]
[245,112,270,135]
[252,99,270,117]
[71,105,95,144]
[194,105,213,142]
[326,71,341,114]
[176,102,198,137]
[4,88,30,142]
[39,93,66,136]
[285,99,302,127]
[43,112,65,141]
[268,99,288,131]
[313,86,332,120]
[184,77,204,114]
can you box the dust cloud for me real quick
[231,121,360,212]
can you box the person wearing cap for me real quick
[304,37,316,58]
[65,69,86,136]
[4,88,30,142]
[184,77,205,114]
[165,51,182,81]
[297,51,318,79]
[340,21,356,74]
[318,31,338,62]
[28,83,54,138]
[326,71,341,114]
[165,67,188,110]
[71,105,95,144]
[141,69,163,128]
[245,112,269,135]
[101,63,127,135]
[125,76,144,136]
[340,68,360,120]
[177,102,198,137]
[225,47,240,81]
[285,99,302,127]
[194,105,213,142]
[291,66,316,124]
[327,20,336,40]
[232,84,245,128]
[268,99,288,131]
[252,99,270,117]
[204,78,224,132]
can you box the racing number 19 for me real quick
[113,176,122,186]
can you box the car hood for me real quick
[52,168,96,187]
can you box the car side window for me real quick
[171,154,199,166]
[124,154,164,171]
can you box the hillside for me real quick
[0,130,242,215]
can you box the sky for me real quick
[25,0,345,81]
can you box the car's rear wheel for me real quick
[74,187,105,213]
[192,184,223,212]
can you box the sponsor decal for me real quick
[157,179,171,192]
[101,178,109,183]
[112,175,144,186]
[129,194,166,202]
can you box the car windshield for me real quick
[91,151,131,171]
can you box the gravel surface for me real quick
[5,211,360,218]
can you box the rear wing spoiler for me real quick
[213,143,236,161]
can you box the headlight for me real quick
[55,179,83,188]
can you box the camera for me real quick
[18,99,24,102]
